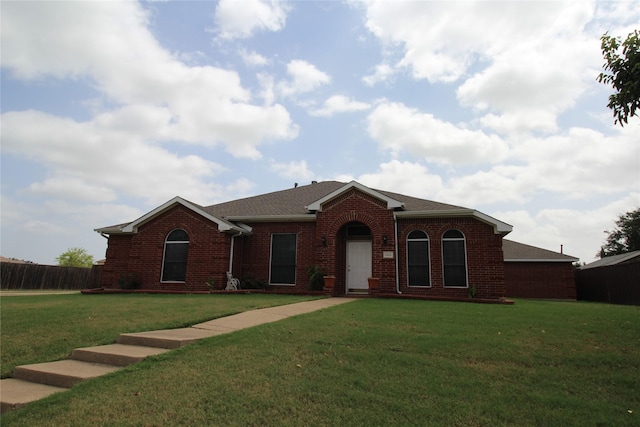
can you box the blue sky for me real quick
[1,0,639,265]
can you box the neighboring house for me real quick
[577,251,640,270]
[95,181,513,300]
[0,256,31,264]
[576,251,640,305]
[503,240,578,300]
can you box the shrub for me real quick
[307,265,325,291]
[118,272,141,290]
[240,275,268,290]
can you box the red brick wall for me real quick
[396,217,506,300]
[101,205,231,291]
[101,234,132,288]
[505,262,576,299]
[237,222,317,290]
[102,191,507,299]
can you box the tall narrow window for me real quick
[442,229,467,287]
[270,233,297,285]
[407,230,430,286]
[162,229,189,282]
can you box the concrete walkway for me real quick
[0,290,80,297]
[0,298,354,413]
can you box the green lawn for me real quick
[2,297,639,426]
[0,293,317,378]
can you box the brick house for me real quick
[95,181,513,300]
[503,240,578,299]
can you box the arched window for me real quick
[407,230,430,286]
[442,229,467,287]
[162,229,189,282]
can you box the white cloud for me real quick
[257,72,276,106]
[1,110,226,205]
[239,49,270,67]
[361,1,623,134]
[28,178,117,203]
[367,101,509,165]
[1,1,299,160]
[309,95,371,117]
[397,124,640,208]
[508,126,640,198]
[214,0,290,40]
[277,60,331,98]
[269,160,315,181]
[363,1,593,83]
[362,63,395,86]
[353,160,444,201]
[21,220,67,235]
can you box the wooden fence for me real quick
[575,262,640,305]
[0,262,103,290]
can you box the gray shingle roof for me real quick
[503,239,578,262]
[203,180,467,218]
[579,250,640,269]
[97,181,508,234]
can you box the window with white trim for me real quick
[442,229,467,287]
[407,230,430,286]
[161,229,189,282]
[270,233,297,285]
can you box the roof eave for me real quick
[94,227,128,235]
[395,209,513,235]
[505,258,579,263]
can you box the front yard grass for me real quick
[0,293,317,378]
[2,298,639,426]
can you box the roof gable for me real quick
[96,197,245,234]
[306,181,404,212]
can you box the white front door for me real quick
[346,240,372,293]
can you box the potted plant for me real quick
[323,275,336,291]
[367,277,379,294]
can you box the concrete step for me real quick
[12,360,121,388]
[71,344,170,367]
[117,327,218,349]
[0,379,67,414]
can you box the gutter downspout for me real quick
[228,232,242,275]
[394,213,402,294]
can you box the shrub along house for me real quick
[95,181,513,300]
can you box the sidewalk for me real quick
[0,297,355,413]
[0,290,79,297]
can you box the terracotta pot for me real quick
[368,277,379,293]
[323,275,336,291]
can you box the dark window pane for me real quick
[167,229,188,241]
[443,229,463,239]
[408,230,427,239]
[270,234,296,284]
[408,239,429,286]
[162,229,189,282]
[346,224,371,237]
[443,235,467,287]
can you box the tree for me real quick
[597,30,640,127]
[56,247,94,267]
[599,208,640,258]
